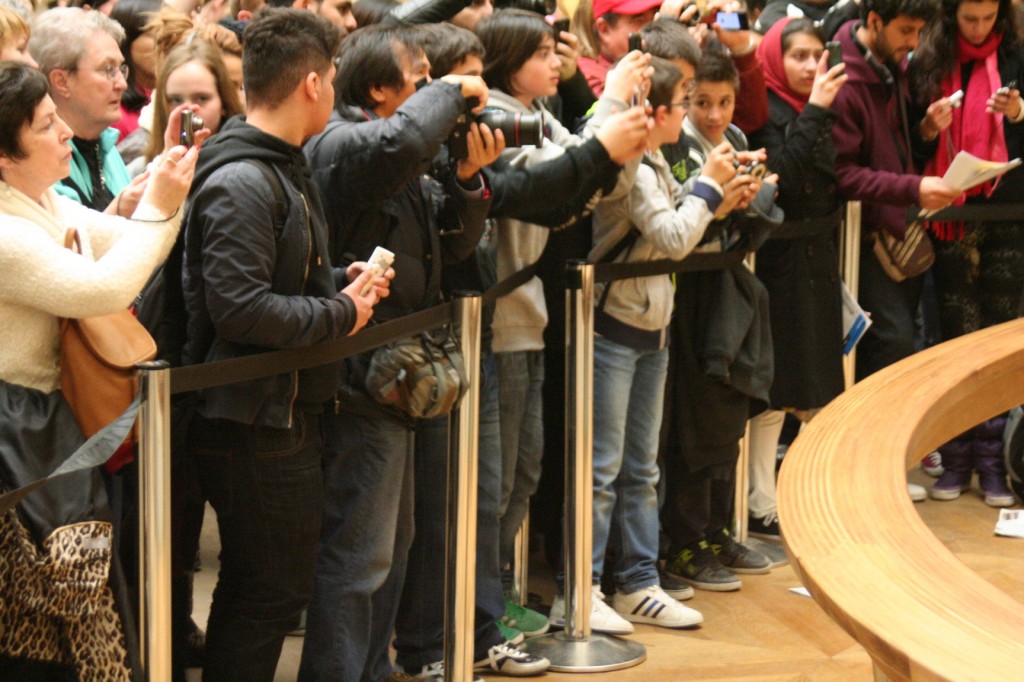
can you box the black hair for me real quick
[477,9,554,95]
[860,0,940,23]
[334,23,419,109]
[416,22,484,78]
[647,55,683,109]
[242,8,341,109]
[640,17,701,66]
[110,0,163,113]
[911,0,1018,103]
[693,47,739,92]
[0,63,50,160]
[352,0,399,26]
[780,17,825,53]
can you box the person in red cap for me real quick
[578,0,664,94]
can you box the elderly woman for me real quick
[0,61,200,678]
[0,5,35,66]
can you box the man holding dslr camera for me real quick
[299,23,522,682]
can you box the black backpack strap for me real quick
[246,159,289,239]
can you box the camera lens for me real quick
[477,110,544,149]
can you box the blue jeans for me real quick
[590,336,667,594]
[495,350,545,582]
[191,411,324,682]
[393,351,505,669]
[298,408,415,682]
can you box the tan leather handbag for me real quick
[60,229,156,444]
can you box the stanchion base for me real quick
[522,631,646,673]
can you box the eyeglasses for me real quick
[90,63,130,81]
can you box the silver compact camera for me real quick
[179,110,204,147]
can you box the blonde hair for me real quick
[0,5,28,49]
[145,6,242,64]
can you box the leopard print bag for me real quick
[0,511,130,680]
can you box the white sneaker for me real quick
[611,584,704,629]
[908,482,927,502]
[920,451,944,477]
[549,586,634,635]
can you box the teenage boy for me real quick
[180,9,387,682]
[829,0,956,382]
[547,57,741,633]
[659,49,776,593]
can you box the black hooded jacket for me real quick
[182,116,358,427]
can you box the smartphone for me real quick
[628,32,643,52]
[997,79,1018,95]
[825,41,843,70]
[715,10,749,30]
[552,17,569,39]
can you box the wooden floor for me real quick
[189,467,1023,681]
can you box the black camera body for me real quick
[179,110,203,147]
[493,0,555,15]
[449,104,545,159]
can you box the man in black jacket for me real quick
[180,10,386,681]
[299,24,513,682]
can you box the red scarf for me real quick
[927,31,1009,239]
[757,18,810,115]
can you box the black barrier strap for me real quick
[168,246,749,396]
[169,303,451,395]
[769,212,839,240]
[481,262,540,305]
[908,204,1024,223]
[592,251,747,284]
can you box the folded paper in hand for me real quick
[919,151,1022,218]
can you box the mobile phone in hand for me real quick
[552,17,570,38]
[715,10,749,30]
[825,41,843,70]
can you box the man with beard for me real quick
[830,0,959,385]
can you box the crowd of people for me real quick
[0,0,1021,678]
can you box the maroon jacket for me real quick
[831,20,922,239]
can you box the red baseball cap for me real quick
[592,0,662,19]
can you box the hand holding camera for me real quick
[440,74,490,112]
[604,50,653,109]
[987,80,1021,118]
[448,99,544,159]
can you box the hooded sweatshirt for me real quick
[182,117,357,427]
[831,20,922,239]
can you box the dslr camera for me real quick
[449,100,544,159]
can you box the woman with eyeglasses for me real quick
[745,17,848,539]
[908,0,1024,507]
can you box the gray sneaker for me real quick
[658,569,695,600]
[665,541,742,592]
[711,529,772,575]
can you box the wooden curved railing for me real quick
[777,319,1024,682]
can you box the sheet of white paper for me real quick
[994,508,1024,538]
[789,587,812,597]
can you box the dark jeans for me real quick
[191,411,324,682]
[298,408,415,682]
[660,459,736,550]
[393,351,505,669]
[855,242,925,381]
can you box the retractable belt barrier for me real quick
[128,239,770,682]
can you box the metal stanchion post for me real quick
[841,201,862,389]
[137,361,172,682]
[444,293,482,682]
[512,512,530,606]
[522,261,646,672]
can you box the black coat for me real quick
[747,94,846,410]
[182,118,357,427]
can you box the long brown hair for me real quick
[911,0,1019,104]
[145,39,243,162]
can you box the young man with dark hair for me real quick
[180,9,386,681]
[830,0,959,383]
[299,23,537,682]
